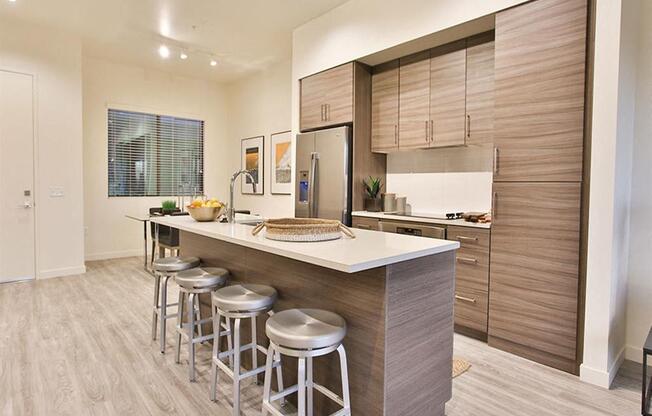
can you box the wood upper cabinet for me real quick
[430,40,467,148]
[493,0,587,181]
[300,63,353,131]
[398,51,431,150]
[488,182,581,373]
[465,33,494,147]
[371,60,399,153]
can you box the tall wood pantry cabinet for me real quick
[488,0,588,374]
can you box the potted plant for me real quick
[161,200,177,215]
[363,176,383,212]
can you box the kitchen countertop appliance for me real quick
[295,126,352,225]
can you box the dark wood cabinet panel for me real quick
[493,0,586,181]
[466,33,495,147]
[488,182,581,373]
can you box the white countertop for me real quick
[352,211,492,229]
[150,216,459,273]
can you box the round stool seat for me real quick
[153,256,200,272]
[175,267,229,290]
[266,308,346,350]
[212,284,277,313]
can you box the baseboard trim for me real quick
[579,346,625,389]
[85,249,142,261]
[38,265,87,280]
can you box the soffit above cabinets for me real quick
[358,14,495,67]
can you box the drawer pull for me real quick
[457,256,478,264]
[356,224,371,230]
[456,235,478,242]
[455,294,477,304]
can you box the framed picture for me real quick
[270,131,292,195]
[241,136,264,195]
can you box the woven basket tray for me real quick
[251,218,356,242]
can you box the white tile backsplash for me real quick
[386,172,492,214]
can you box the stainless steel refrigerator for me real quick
[295,126,352,225]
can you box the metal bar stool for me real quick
[174,267,230,381]
[210,284,285,416]
[151,256,200,353]
[262,308,350,416]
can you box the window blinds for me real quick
[108,109,204,197]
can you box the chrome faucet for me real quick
[228,169,257,223]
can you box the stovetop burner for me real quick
[400,212,464,220]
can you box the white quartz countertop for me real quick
[352,211,492,229]
[150,216,459,273]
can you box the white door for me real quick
[0,70,35,283]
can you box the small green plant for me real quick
[363,176,382,199]
[161,200,177,211]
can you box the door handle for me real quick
[492,191,498,221]
[456,235,478,243]
[466,114,471,139]
[457,256,478,264]
[430,120,434,142]
[455,294,477,304]
[425,121,429,142]
[394,124,398,145]
[23,201,32,209]
[493,147,499,175]
[320,104,325,121]
[308,152,319,218]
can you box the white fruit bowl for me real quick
[187,206,225,222]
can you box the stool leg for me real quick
[337,345,351,415]
[225,317,234,368]
[261,342,275,416]
[151,274,161,340]
[297,357,306,416]
[210,304,221,402]
[188,293,196,382]
[275,348,285,406]
[195,301,203,340]
[175,290,185,364]
[306,357,313,416]
[251,315,258,375]
[233,318,241,416]
[159,274,170,353]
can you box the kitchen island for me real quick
[151,215,459,416]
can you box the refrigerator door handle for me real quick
[308,152,320,218]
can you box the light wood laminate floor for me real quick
[0,257,643,415]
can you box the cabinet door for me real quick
[398,51,430,150]
[488,182,581,373]
[430,40,467,148]
[371,60,399,153]
[465,34,494,147]
[300,63,353,131]
[493,0,586,181]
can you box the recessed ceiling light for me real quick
[210,59,218,67]
[158,45,170,59]
[180,52,188,60]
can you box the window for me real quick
[108,109,204,197]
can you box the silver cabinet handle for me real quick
[320,104,324,121]
[456,235,478,242]
[455,294,477,304]
[308,152,319,218]
[493,147,499,175]
[356,224,371,230]
[430,120,434,142]
[467,114,471,138]
[457,256,478,264]
[492,191,498,220]
[425,121,429,142]
[394,124,398,144]
[23,202,33,209]
[325,103,330,121]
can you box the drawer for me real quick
[352,216,379,231]
[448,225,490,250]
[454,287,489,334]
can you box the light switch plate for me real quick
[49,186,64,197]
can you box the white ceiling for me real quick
[0,0,349,83]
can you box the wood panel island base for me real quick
[151,216,458,416]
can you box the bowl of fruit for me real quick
[187,198,225,222]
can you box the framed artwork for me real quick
[241,136,264,195]
[270,131,292,195]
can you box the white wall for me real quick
[82,57,230,260]
[625,0,652,365]
[0,18,85,278]
[581,0,639,388]
[225,58,293,219]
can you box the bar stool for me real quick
[262,309,350,416]
[210,284,285,416]
[152,256,200,353]
[174,267,230,381]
